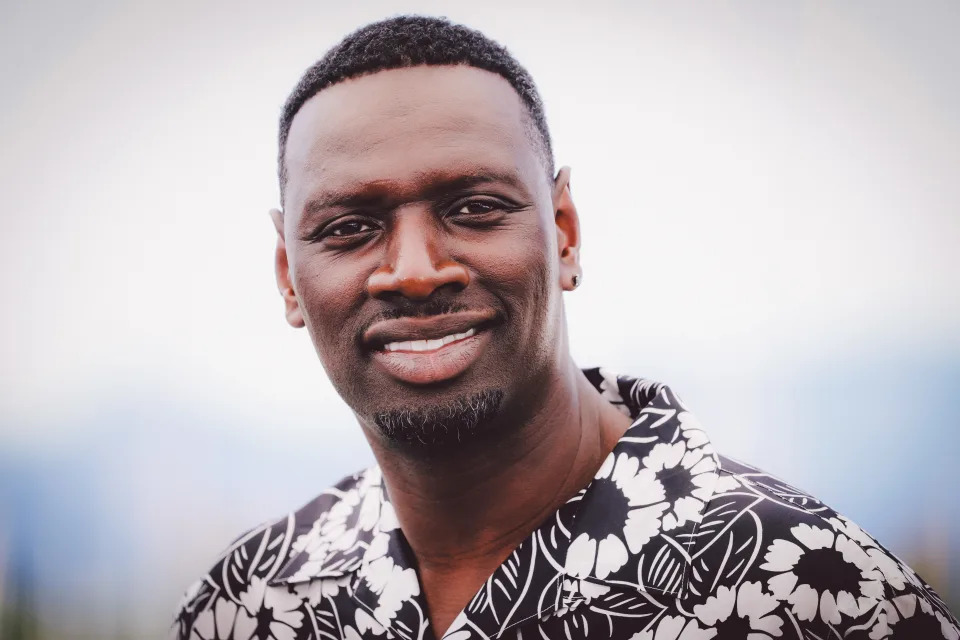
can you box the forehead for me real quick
[283,65,543,212]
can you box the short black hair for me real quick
[278,15,554,203]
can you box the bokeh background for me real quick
[1,1,958,638]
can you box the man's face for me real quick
[274,65,580,447]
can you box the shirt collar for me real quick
[563,368,720,593]
[271,368,721,637]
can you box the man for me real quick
[172,15,958,640]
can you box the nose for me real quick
[366,211,470,300]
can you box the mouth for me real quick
[363,311,497,385]
[382,327,478,353]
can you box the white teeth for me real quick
[384,328,478,352]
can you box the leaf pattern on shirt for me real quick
[172,369,959,640]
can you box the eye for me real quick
[456,201,498,215]
[447,197,519,229]
[303,216,379,245]
[449,198,517,224]
[327,219,375,237]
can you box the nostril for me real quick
[400,276,444,300]
[367,260,470,300]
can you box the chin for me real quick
[370,387,506,449]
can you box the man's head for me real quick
[271,16,582,451]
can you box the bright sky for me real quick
[2,0,958,440]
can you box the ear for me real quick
[552,166,582,291]
[269,208,305,328]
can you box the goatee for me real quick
[373,389,505,447]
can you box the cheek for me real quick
[292,251,371,355]
[468,221,557,325]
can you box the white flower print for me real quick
[562,578,611,602]
[867,547,911,591]
[284,475,394,583]
[376,498,399,532]
[642,442,716,532]
[761,523,885,625]
[676,411,709,449]
[827,515,877,550]
[340,609,390,640]
[362,554,421,627]
[341,626,363,640]
[298,574,352,606]
[871,594,926,639]
[241,577,304,640]
[693,581,784,639]
[443,611,472,638]
[629,614,716,640]
[565,452,668,579]
[364,530,391,563]
[712,474,741,494]
[826,512,924,592]
[325,493,364,550]
[827,513,923,593]
[552,578,612,617]
[195,576,303,640]
[190,597,256,640]
[286,490,363,581]
[939,610,960,640]
[356,608,388,636]
[354,484,384,534]
[867,592,960,639]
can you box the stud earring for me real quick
[571,274,581,289]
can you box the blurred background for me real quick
[1,1,958,638]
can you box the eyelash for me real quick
[306,197,517,244]
[447,198,515,221]
[328,219,376,237]
[302,217,375,243]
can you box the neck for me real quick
[368,360,632,568]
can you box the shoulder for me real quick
[168,467,375,640]
[681,454,959,638]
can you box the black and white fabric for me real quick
[172,369,959,640]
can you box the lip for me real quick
[362,309,498,350]
[371,329,491,385]
[363,310,498,386]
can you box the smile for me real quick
[382,328,477,353]
[363,311,496,385]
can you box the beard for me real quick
[372,389,505,448]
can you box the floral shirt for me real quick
[172,369,959,640]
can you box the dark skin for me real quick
[270,65,632,637]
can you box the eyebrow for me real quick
[300,169,529,217]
